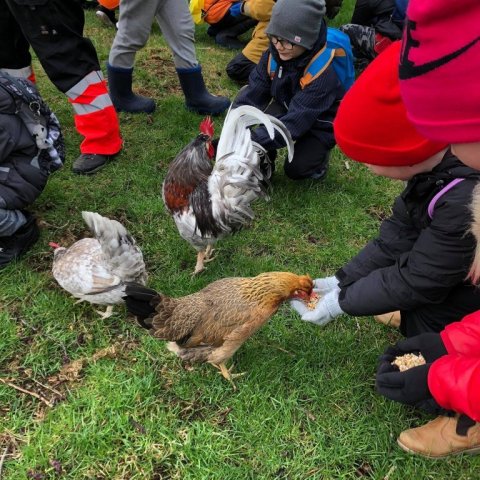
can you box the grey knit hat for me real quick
[266,0,326,50]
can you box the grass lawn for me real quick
[1,4,479,479]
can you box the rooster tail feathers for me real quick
[215,105,294,162]
[208,105,287,232]
[81,211,147,285]
[268,116,294,162]
[123,282,160,327]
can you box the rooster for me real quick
[50,211,147,318]
[123,272,313,386]
[162,105,294,275]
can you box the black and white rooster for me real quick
[162,105,293,275]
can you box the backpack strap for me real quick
[267,53,277,80]
[427,178,466,219]
[300,45,334,89]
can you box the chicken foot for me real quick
[95,305,114,319]
[211,362,245,390]
[192,245,216,276]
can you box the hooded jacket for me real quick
[234,19,344,151]
[242,0,276,64]
[337,150,480,315]
[0,85,48,210]
[429,310,480,422]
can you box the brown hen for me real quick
[124,272,312,385]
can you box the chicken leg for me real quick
[192,245,216,276]
[95,305,114,319]
[212,362,245,390]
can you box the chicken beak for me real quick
[293,290,310,301]
[49,242,61,249]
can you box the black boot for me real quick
[96,5,117,28]
[215,18,257,50]
[107,64,155,113]
[0,213,40,268]
[176,66,230,116]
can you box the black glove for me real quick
[376,354,443,414]
[394,332,447,362]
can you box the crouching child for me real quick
[0,72,64,268]
[233,0,347,181]
[289,42,480,336]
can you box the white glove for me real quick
[290,288,344,327]
[312,276,339,295]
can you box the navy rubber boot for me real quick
[107,64,155,113]
[176,66,230,116]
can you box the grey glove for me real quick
[312,276,339,295]
[290,288,344,326]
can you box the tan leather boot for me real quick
[374,310,401,328]
[397,415,480,458]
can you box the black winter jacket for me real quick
[0,85,47,210]
[337,150,480,316]
[233,20,345,151]
[351,0,404,40]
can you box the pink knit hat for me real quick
[399,0,480,143]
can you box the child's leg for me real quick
[400,284,480,337]
[214,15,257,50]
[0,209,39,267]
[109,0,157,68]
[226,53,256,84]
[154,0,197,69]
[283,134,332,180]
[339,24,376,61]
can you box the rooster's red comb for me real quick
[199,116,214,138]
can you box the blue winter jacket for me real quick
[233,19,345,151]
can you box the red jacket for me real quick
[428,310,480,421]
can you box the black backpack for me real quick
[0,71,64,173]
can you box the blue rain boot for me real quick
[176,65,230,116]
[107,64,155,114]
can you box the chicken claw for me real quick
[192,246,216,276]
[204,245,216,263]
[192,251,206,276]
[95,305,114,319]
[212,362,245,390]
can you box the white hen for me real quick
[51,211,147,318]
[162,105,294,275]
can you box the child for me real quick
[374,0,480,458]
[340,0,407,70]
[0,72,64,268]
[376,312,480,457]
[289,42,480,336]
[233,0,345,180]
[107,0,230,115]
[203,0,257,50]
[226,0,344,84]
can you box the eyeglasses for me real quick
[268,35,294,50]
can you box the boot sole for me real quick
[397,438,480,458]
[186,104,230,116]
[72,160,110,175]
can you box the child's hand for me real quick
[312,275,339,295]
[290,289,343,327]
[229,1,243,17]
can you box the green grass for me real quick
[1,6,479,479]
